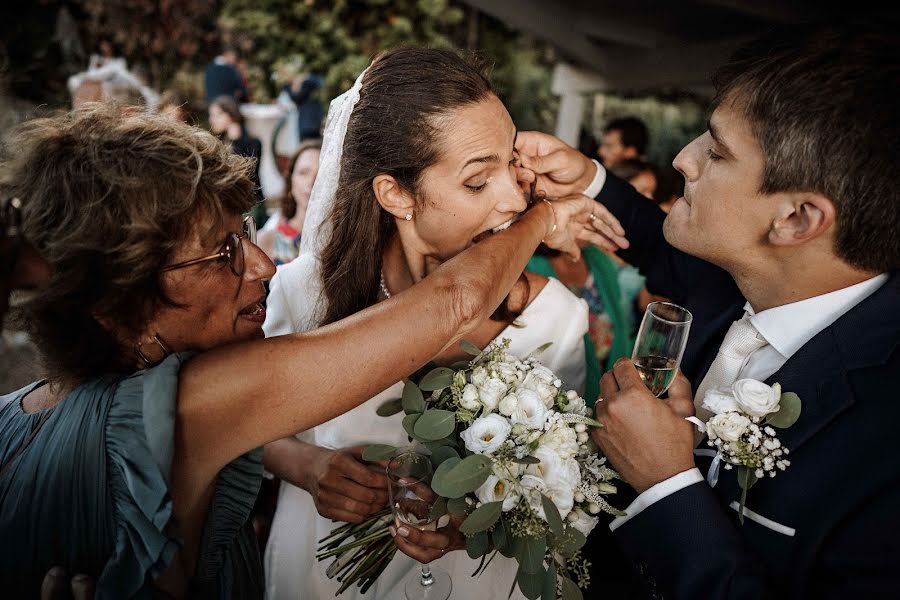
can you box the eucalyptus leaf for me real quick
[517,565,546,600]
[429,496,448,521]
[513,535,546,575]
[375,398,403,417]
[401,382,426,414]
[430,445,460,467]
[555,528,586,558]
[447,495,471,516]
[492,521,512,556]
[560,576,584,600]
[402,413,421,439]
[767,392,802,429]
[465,530,489,559]
[419,367,456,391]
[413,409,456,441]
[361,444,396,462]
[431,454,493,498]
[542,560,558,600]
[460,501,503,535]
[529,341,553,357]
[512,456,541,465]
[540,494,564,537]
[737,465,758,491]
[449,360,471,370]
[459,339,482,356]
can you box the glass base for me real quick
[405,566,452,600]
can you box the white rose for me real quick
[707,412,751,443]
[567,507,599,537]
[470,366,489,388]
[562,393,588,416]
[460,384,481,411]
[522,367,560,408]
[498,393,518,416]
[540,423,580,459]
[475,474,521,511]
[477,377,508,412]
[701,387,740,416]
[492,362,523,385]
[732,379,781,417]
[461,414,511,455]
[510,389,548,429]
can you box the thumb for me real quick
[663,371,695,418]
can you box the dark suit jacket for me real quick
[591,173,900,599]
[284,75,323,140]
[204,61,248,104]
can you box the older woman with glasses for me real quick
[0,104,622,599]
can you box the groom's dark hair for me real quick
[712,20,899,273]
[320,47,500,325]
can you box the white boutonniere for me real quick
[699,379,802,523]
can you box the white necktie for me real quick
[694,315,768,422]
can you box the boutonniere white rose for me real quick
[700,379,802,523]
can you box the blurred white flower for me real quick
[460,384,481,411]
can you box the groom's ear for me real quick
[768,192,836,248]
[372,174,415,219]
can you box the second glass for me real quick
[632,301,693,396]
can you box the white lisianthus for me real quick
[460,384,481,411]
[567,507,600,537]
[477,377,508,412]
[498,393,518,416]
[541,423,580,459]
[511,389,548,429]
[701,387,740,415]
[524,447,578,519]
[494,461,525,480]
[461,414,511,455]
[470,366,489,388]
[475,474,521,511]
[732,379,781,417]
[707,412,752,442]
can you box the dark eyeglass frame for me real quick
[162,215,257,277]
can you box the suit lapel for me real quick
[710,272,900,505]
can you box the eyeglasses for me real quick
[162,215,257,277]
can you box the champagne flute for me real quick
[632,301,693,396]
[387,451,452,600]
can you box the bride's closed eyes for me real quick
[464,156,520,193]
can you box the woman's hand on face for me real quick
[514,131,597,198]
[542,194,629,260]
[301,445,391,524]
[389,514,466,564]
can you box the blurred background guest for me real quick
[204,45,248,104]
[597,116,648,168]
[208,95,264,214]
[257,140,321,265]
[155,89,190,123]
[282,67,323,141]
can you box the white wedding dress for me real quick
[262,255,589,600]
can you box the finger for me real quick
[396,524,453,550]
[515,166,535,185]
[598,369,620,400]
[591,203,627,237]
[518,149,570,178]
[70,575,96,600]
[591,219,630,250]
[576,230,620,254]
[317,489,376,522]
[41,567,68,600]
[318,503,369,524]
[392,533,442,564]
[663,371,695,418]
[322,476,388,507]
[612,357,647,391]
[335,453,391,490]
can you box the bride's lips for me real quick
[471,216,518,244]
[238,295,266,323]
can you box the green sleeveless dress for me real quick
[0,353,264,599]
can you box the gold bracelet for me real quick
[542,198,557,240]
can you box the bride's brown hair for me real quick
[320,46,520,325]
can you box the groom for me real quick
[517,21,899,598]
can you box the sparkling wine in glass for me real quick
[387,451,452,600]
[632,301,693,396]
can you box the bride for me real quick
[262,47,625,599]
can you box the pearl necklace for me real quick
[379,272,392,299]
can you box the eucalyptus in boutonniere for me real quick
[701,379,802,523]
[316,339,622,599]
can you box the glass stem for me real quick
[420,564,434,587]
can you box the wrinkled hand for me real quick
[592,359,696,493]
[515,131,598,199]
[302,446,390,523]
[390,514,466,564]
[541,194,629,260]
[41,567,95,600]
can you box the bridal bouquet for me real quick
[316,339,622,599]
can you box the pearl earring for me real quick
[405,213,412,221]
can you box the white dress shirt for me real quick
[607,272,888,531]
